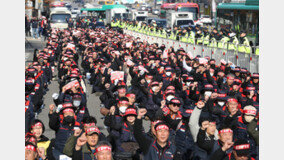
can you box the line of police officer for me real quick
[110,19,259,55]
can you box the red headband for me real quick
[146,75,153,79]
[63,108,74,113]
[243,110,257,116]
[246,87,255,90]
[86,127,101,134]
[126,94,135,98]
[83,123,96,127]
[95,146,112,154]
[25,145,36,152]
[227,98,238,103]
[234,79,242,84]
[209,122,216,125]
[185,109,193,114]
[219,129,233,134]
[234,144,250,150]
[124,108,137,115]
[218,93,227,97]
[205,84,213,88]
[167,86,175,90]
[63,103,73,108]
[155,125,169,131]
[227,76,234,80]
[118,88,126,93]
[170,99,180,104]
[31,122,42,129]
[151,82,159,86]
[252,74,259,77]
[119,100,129,105]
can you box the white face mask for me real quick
[218,101,225,106]
[152,63,156,67]
[166,72,171,76]
[119,106,127,114]
[63,57,68,61]
[146,80,152,84]
[244,115,255,123]
[73,100,81,107]
[186,82,191,86]
[152,86,158,92]
[166,95,175,101]
[210,72,214,77]
[204,91,212,97]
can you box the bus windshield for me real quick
[136,16,146,21]
[114,13,121,19]
[177,7,198,20]
[177,20,194,26]
[122,13,128,19]
[51,14,71,23]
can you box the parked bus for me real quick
[160,2,199,20]
[160,3,175,18]
[49,7,71,29]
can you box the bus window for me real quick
[106,1,114,5]
[176,7,198,20]
[51,14,71,23]
[177,20,194,26]
[98,1,105,5]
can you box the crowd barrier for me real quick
[124,29,259,73]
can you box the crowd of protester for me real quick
[25,18,259,160]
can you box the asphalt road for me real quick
[25,35,150,140]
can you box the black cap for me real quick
[233,139,250,156]
[240,30,246,34]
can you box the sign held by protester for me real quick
[111,71,124,81]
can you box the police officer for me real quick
[186,25,195,44]
[228,31,239,51]
[209,28,218,48]
[217,28,230,49]
[203,27,210,46]
[169,26,178,40]
[166,27,172,39]
[180,28,188,42]
[238,30,251,54]
[176,27,182,41]
[195,27,204,45]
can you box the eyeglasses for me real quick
[171,104,180,107]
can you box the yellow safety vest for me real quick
[228,36,239,51]
[238,37,251,54]
[255,47,259,55]
[187,31,195,44]
[180,32,188,42]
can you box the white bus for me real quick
[49,7,72,29]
